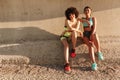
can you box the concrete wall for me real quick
[0,0,120,22]
[0,0,120,65]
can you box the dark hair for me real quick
[84,6,92,13]
[65,7,79,20]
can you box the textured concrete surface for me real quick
[0,36,120,80]
[0,0,120,79]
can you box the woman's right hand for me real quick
[77,18,82,22]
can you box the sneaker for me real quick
[64,63,71,73]
[91,63,97,71]
[97,52,104,60]
[70,49,76,58]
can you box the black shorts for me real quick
[83,31,92,40]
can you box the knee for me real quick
[72,31,77,37]
[93,33,99,40]
[93,33,98,38]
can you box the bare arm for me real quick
[65,20,75,31]
[65,19,81,32]
[91,17,97,34]
[78,18,90,27]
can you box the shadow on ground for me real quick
[0,27,63,65]
[0,27,88,71]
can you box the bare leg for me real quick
[71,31,77,49]
[91,34,104,60]
[92,34,100,52]
[83,37,96,63]
[89,46,95,63]
[61,39,69,63]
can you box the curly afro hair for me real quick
[65,7,79,20]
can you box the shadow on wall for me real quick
[0,27,64,65]
[0,0,120,22]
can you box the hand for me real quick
[89,40,93,46]
[77,18,82,22]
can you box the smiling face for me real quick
[84,6,92,16]
[69,13,76,20]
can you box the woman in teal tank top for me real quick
[80,6,104,71]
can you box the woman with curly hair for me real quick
[60,7,82,73]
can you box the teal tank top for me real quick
[83,18,93,27]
